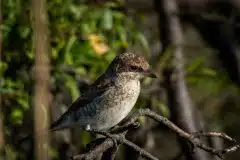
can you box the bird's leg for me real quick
[110,122,140,133]
[109,125,120,133]
[85,125,118,148]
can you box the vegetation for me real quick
[1,0,151,159]
[1,0,240,160]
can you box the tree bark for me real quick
[32,0,51,159]
[160,0,209,159]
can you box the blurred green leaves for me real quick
[65,75,80,100]
[102,8,113,30]
[2,0,148,158]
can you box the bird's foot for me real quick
[86,128,118,148]
[109,125,120,133]
[109,122,140,134]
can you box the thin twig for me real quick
[192,131,236,142]
[72,138,115,160]
[72,108,239,160]
[73,133,159,160]
[101,146,119,160]
[124,109,240,158]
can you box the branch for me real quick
[72,109,240,160]
[72,133,158,160]
[101,145,118,160]
[72,138,114,160]
[192,131,236,142]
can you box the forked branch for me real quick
[72,108,240,160]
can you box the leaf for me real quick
[156,47,172,68]
[117,26,128,47]
[66,76,80,100]
[75,67,87,75]
[88,34,109,55]
[81,23,91,36]
[187,56,204,73]
[104,2,120,8]
[157,103,169,118]
[65,35,77,65]
[10,108,23,125]
[69,5,81,20]
[0,61,7,73]
[5,145,18,160]
[17,98,29,110]
[26,50,34,60]
[4,78,18,89]
[153,99,169,117]
[137,33,149,53]
[0,88,15,94]
[51,47,58,59]
[201,68,217,77]
[102,9,113,30]
[112,11,124,20]
[18,26,30,38]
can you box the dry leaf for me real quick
[88,34,109,55]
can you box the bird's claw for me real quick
[102,133,118,148]
[109,135,118,148]
[86,129,118,148]
[109,125,120,132]
[132,122,140,128]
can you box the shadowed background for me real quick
[1,0,240,160]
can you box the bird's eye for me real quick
[130,66,138,71]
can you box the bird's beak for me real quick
[144,70,157,78]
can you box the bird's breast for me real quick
[75,80,141,131]
[95,80,141,130]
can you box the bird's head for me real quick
[107,52,157,80]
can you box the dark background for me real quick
[1,0,240,159]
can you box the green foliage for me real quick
[5,145,18,160]
[3,0,236,159]
[154,100,169,118]
[1,0,149,159]
[186,56,229,95]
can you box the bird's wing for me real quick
[50,75,114,130]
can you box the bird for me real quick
[20,52,157,143]
[50,52,157,132]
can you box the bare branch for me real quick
[72,138,115,160]
[72,109,239,160]
[72,133,158,160]
[101,146,118,160]
[192,131,236,142]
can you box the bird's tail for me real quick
[18,131,50,145]
[18,125,71,145]
[18,119,83,144]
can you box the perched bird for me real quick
[20,52,157,143]
[50,52,157,132]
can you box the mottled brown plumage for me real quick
[50,52,156,131]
